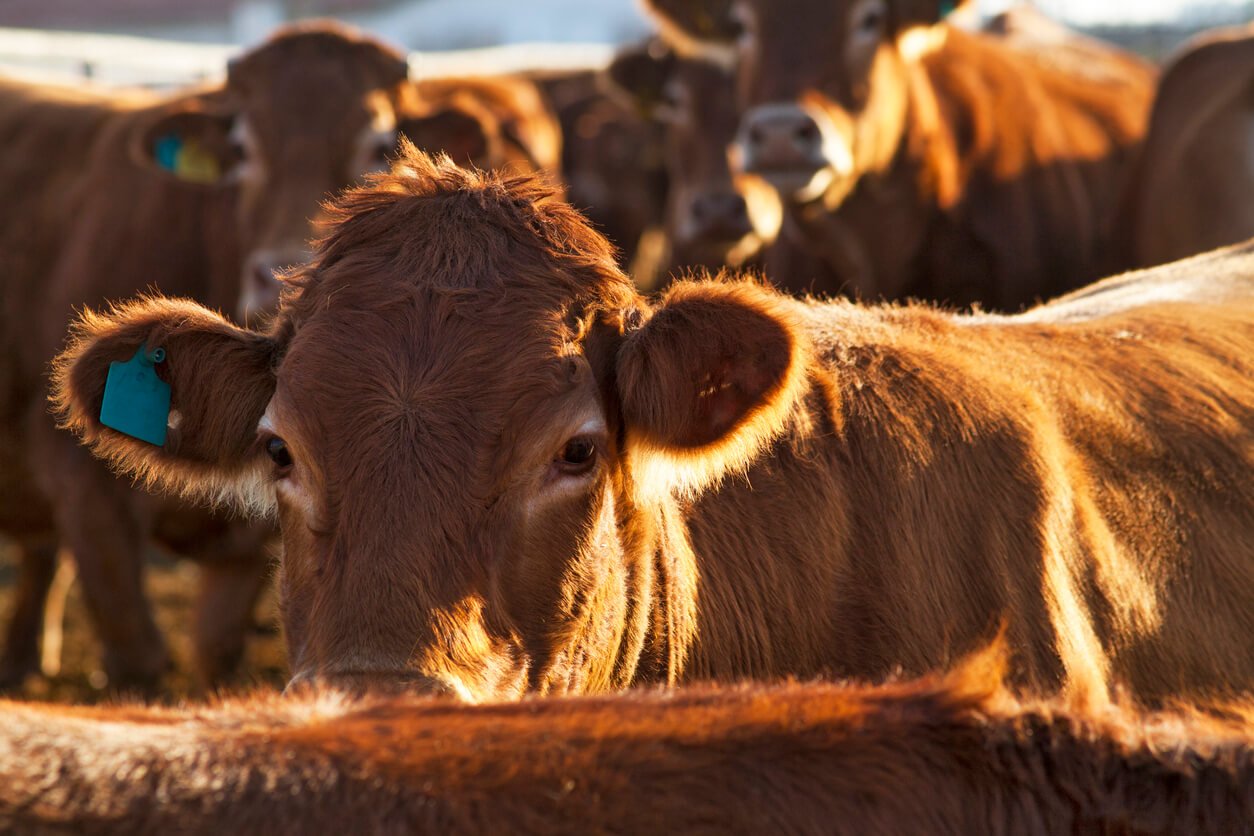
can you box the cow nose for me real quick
[689,191,754,242]
[740,104,826,170]
[238,250,305,324]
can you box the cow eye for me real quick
[556,437,597,475]
[266,436,293,474]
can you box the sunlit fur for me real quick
[55,148,1254,707]
[1120,24,1254,268]
[1,643,1252,833]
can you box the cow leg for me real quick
[0,539,58,690]
[32,419,169,692]
[193,557,271,688]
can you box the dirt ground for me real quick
[0,542,288,704]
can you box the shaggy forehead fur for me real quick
[270,147,638,515]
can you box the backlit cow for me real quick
[1121,25,1254,269]
[55,150,1254,704]
[2,645,1251,834]
[0,23,537,691]
[647,0,1155,308]
[607,40,775,278]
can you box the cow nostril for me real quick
[794,121,820,146]
[748,124,767,147]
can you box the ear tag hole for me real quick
[99,344,172,447]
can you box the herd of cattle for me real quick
[1,0,1254,830]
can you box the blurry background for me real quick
[0,1,1251,87]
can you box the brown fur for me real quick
[0,645,1251,834]
[1120,24,1254,269]
[408,74,563,179]
[667,1,1156,309]
[53,150,1254,706]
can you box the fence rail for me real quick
[0,26,615,88]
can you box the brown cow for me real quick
[1121,25,1254,269]
[0,23,528,691]
[675,1,1156,308]
[607,39,776,279]
[528,68,670,281]
[54,151,1254,705]
[1,645,1252,834]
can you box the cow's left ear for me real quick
[130,101,239,185]
[615,280,809,497]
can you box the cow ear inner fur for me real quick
[615,279,809,497]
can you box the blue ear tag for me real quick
[154,134,182,172]
[99,345,171,447]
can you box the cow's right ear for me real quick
[397,105,497,168]
[604,41,675,119]
[129,102,239,186]
[52,297,280,513]
[615,279,809,498]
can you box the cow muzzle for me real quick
[735,102,853,204]
[238,248,309,325]
[284,667,462,699]
[682,189,755,247]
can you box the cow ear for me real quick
[615,280,808,497]
[398,106,496,168]
[130,103,239,185]
[604,41,674,119]
[52,297,280,513]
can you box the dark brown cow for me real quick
[54,151,1254,705]
[607,40,776,279]
[528,68,670,281]
[1121,25,1254,269]
[0,23,527,691]
[1,646,1252,834]
[661,0,1156,308]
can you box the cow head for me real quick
[127,23,411,325]
[730,0,950,206]
[53,148,809,701]
[607,41,776,273]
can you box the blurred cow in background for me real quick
[642,0,1155,309]
[1120,25,1254,269]
[0,21,562,693]
[528,68,670,284]
[606,39,777,284]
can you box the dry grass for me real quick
[0,541,288,704]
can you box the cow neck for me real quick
[774,54,959,302]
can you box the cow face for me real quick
[609,42,770,271]
[54,150,807,701]
[732,0,947,205]
[216,28,410,325]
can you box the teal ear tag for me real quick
[940,0,957,17]
[99,345,171,447]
